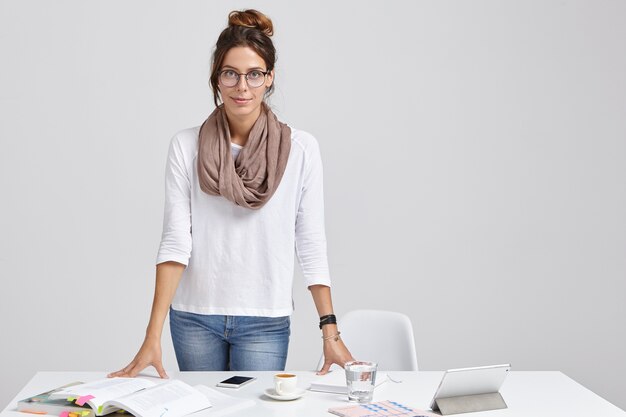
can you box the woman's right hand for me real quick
[108,335,168,379]
[109,262,184,379]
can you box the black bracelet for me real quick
[319,314,337,329]
[319,317,337,328]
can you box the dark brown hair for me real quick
[209,9,277,106]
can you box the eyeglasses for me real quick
[218,69,270,88]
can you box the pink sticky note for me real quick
[75,395,95,406]
[60,412,70,417]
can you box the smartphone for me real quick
[216,375,257,389]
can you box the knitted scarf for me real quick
[197,102,291,209]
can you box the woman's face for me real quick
[218,46,274,121]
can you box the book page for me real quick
[194,385,255,417]
[49,378,157,411]
[106,380,212,417]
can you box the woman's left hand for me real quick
[307,285,355,374]
[317,330,354,375]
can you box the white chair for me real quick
[316,309,418,371]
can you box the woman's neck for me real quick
[225,105,262,146]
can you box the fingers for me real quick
[108,361,141,378]
[125,363,142,378]
[339,355,356,368]
[108,360,167,379]
[154,361,169,379]
[108,363,134,378]
[317,359,332,375]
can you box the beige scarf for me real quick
[197,102,291,209]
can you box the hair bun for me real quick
[228,9,274,37]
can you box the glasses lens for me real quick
[220,70,238,87]
[246,70,265,88]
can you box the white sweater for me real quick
[156,126,331,317]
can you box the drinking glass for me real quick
[345,360,378,403]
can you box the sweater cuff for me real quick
[156,253,189,267]
[305,275,331,288]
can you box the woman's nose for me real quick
[236,74,248,91]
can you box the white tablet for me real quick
[429,364,511,411]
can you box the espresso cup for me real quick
[274,373,298,395]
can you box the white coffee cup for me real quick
[274,373,298,395]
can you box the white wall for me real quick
[1,0,625,410]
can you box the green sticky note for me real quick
[98,406,103,414]
[68,397,77,402]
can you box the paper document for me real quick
[194,385,255,417]
[309,370,388,394]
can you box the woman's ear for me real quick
[266,69,274,88]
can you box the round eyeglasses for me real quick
[218,69,270,88]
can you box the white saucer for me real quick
[264,387,306,401]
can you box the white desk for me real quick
[2,371,624,417]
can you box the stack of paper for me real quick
[308,370,388,394]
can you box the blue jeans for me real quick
[169,307,290,371]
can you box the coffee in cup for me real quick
[274,373,298,395]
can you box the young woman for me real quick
[109,9,353,377]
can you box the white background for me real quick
[1,0,624,410]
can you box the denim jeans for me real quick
[169,307,290,371]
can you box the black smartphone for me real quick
[215,375,257,389]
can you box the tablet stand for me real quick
[434,392,507,415]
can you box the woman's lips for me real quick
[231,97,251,105]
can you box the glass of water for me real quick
[345,360,378,403]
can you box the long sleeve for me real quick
[295,138,331,287]
[156,135,192,266]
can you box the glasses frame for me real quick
[218,69,270,88]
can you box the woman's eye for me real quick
[224,70,237,77]
[249,71,262,79]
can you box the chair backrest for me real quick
[316,309,418,371]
